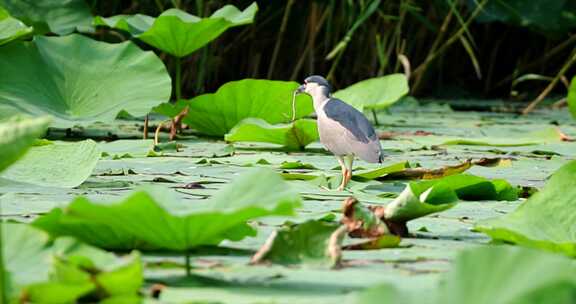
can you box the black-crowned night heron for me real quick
[296,75,383,191]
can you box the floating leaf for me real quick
[353,161,411,180]
[1,140,101,188]
[0,34,171,127]
[354,246,576,304]
[94,3,258,57]
[0,116,50,173]
[475,160,576,257]
[0,0,92,35]
[0,7,32,45]
[99,139,155,159]
[251,220,346,268]
[352,284,405,304]
[410,127,564,147]
[333,74,409,111]
[158,79,314,136]
[33,168,301,251]
[279,161,318,170]
[225,118,319,150]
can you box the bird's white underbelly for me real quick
[316,113,354,156]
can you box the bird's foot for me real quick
[319,185,347,191]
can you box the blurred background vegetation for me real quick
[90,0,576,104]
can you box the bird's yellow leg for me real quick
[336,155,354,191]
[342,155,354,190]
[336,156,347,191]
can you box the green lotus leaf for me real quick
[3,223,52,289]
[0,116,50,173]
[354,246,576,304]
[0,0,92,35]
[475,160,576,257]
[333,74,409,111]
[251,220,345,268]
[0,34,171,127]
[225,118,319,150]
[2,223,143,303]
[0,7,32,45]
[93,14,154,35]
[568,76,576,119]
[33,168,301,251]
[384,180,458,223]
[0,140,100,188]
[162,79,314,136]
[94,2,258,57]
[410,127,564,147]
[353,161,412,180]
[413,174,518,201]
[436,246,576,304]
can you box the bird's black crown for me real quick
[304,75,331,92]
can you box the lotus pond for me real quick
[2,1,576,303]
[2,102,576,303]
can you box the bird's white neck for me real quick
[308,87,331,113]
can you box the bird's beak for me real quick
[295,84,306,94]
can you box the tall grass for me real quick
[91,0,576,102]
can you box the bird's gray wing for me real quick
[323,98,383,163]
[323,98,378,144]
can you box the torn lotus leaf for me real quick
[251,220,346,268]
[354,158,512,181]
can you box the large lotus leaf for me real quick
[2,223,143,303]
[171,79,314,136]
[333,74,409,111]
[0,140,100,188]
[475,160,576,257]
[353,246,576,304]
[384,180,459,223]
[225,118,319,150]
[0,116,50,173]
[33,168,301,251]
[568,76,576,119]
[251,220,345,268]
[94,3,258,57]
[0,0,92,35]
[0,34,171,127]
[0,7,32,45]
[436,246,576,304]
